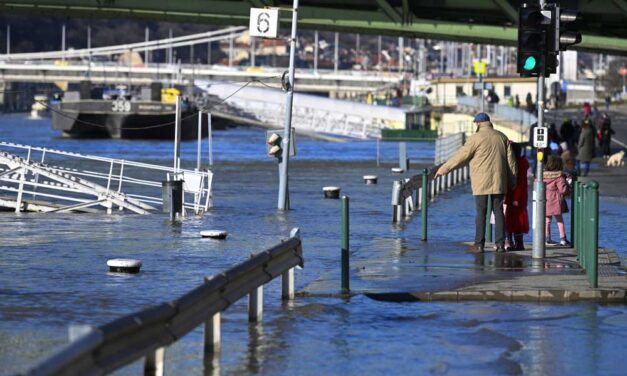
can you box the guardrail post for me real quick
[248,285,263,322]
[204,312,221,354]
[446,172,452,191]
[429,179,435,201]
[144,347,166,376]
[485,194,493,243]
[392,180,402,223]
[281,228,300,300]
[421,168,428,241]
[341,196,350,293]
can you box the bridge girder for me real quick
[1,0,626,55]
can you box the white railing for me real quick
[435,133,465,165]
[456,96,537,127]
[0,142,212,214]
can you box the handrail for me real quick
[27,230,303,376]
[573,179,599,287]
[456,96,537,128]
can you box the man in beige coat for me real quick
[436,113,518,253]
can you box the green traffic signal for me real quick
[523,56,537,71]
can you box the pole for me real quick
[377,35,382,73]
[532,74,546,259]
[168,29,173,65]
[250,36,256,67]
[207,41,212,64]
[478,45,484,113]
[5,24,9,55]
[398,37,404,71]
[334,32,339,73]
[61,24,66,61]
[278,0,299,210]
[174,96,182,173]
[207,113,213,166]
[228,34,233,67]
[87,25,91,50]
[421,169,428,241]
[313,30,318,73]
[341,196,350,293]
[197,111,202,170]
[144,27,149,64]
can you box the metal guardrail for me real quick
[0,142,213,214]
[435,133,465,165]
[456,96,537,128]
[27,229,303,376]
[572,179,599,288]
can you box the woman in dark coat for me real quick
[599,113,615,158]
[576,119,595,176]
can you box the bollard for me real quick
[341,196,350,293]
[570,174,578,249]
[162,179,184,220]
[421,168,428,241]
[391,180,403,222]
[453,168,458,185]
[446,172,452,191]
[485,194,493,243]
[587,181,599,288]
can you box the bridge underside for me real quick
[1,0,627,55]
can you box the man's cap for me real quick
[474,112,490,123]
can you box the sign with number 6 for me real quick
[249,8,280,38]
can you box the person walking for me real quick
[559,118,575,150]
[560,141,576,175]
[598,113,615,158]
[435,113,518,253]
[576,118,596,176]
[543,156,571,246]
[505,143,529,251]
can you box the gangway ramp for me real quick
[0,143,213,215]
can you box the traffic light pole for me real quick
[532,74,546,259]
[278,0,299,211]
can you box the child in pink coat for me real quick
[543,156,570,246]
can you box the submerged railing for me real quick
[0,142,213,214]
[572,179,599,287]
[27,228,303,376]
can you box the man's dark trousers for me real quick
[474,194,505,247]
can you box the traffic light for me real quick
[267,132,282,159]
[548,6,582,52]
[517,3,547,77]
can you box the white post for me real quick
[313,30,319,73]
[61,23,66,61]
[334,32,339,73]
[168,28,173,65]
[281,268,294,300]
[144,27,149,64]
[248,285,263,322]
[207,113,213,166]
[204,312,221,354]
[250,36,256,67]
[14,167,25,213]
[197,111,202,170]
[228,34,233,67]
[277,0,299,211]
[144,347,166,376]
[5,24,9,55]
[174,96,182,173]
[377,35,382,73]
[398,37,404,71]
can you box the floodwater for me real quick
[0,114,626,375]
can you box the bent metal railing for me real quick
[27,228,303,376]
[0,142,213,215]
[572,179,599,288]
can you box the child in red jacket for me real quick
[505,143,529,250]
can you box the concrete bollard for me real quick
[323,186,341,199]
[363,175,378,184]
[107,258,142,274]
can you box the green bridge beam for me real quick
[1,0,626,55]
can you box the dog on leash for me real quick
[607,150,625,167]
